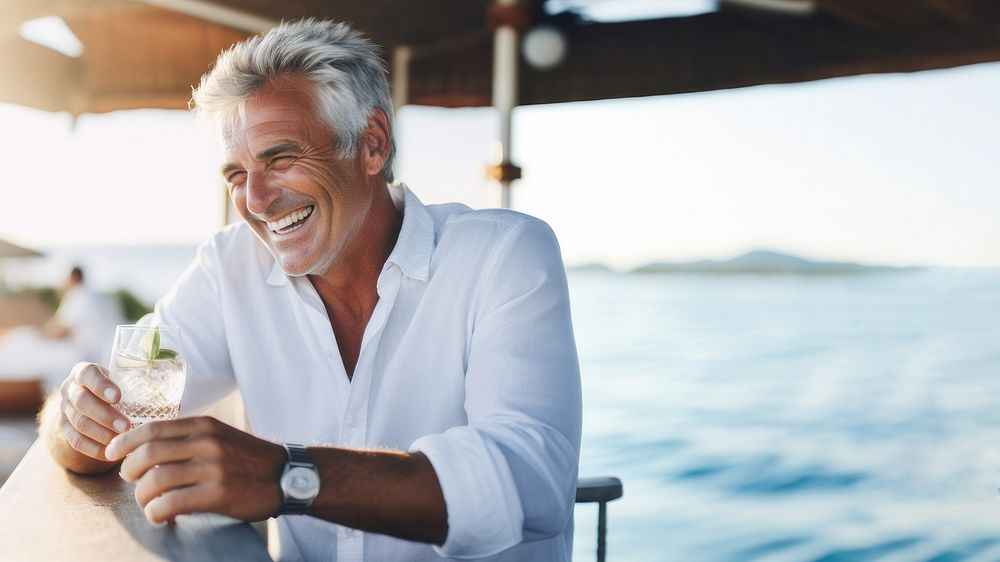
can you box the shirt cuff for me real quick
[410,427,524,558]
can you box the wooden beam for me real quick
[135,0,276,32]
[0,0,120,32]
[406,94,492,108]
[814,0,921,31]
[68,6,248,112]
[406,12,1000,108]
[0,35,82,112]
[407,33,493,107]
[927,0,1000,31]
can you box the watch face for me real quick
[282,466,321,500]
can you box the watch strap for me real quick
[280,443,318,515]
[284,443,313,466]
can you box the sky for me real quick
[1,61,999,269]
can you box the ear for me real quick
[361,108,391,179]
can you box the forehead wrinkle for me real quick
[219,83,336,175]
[219,139,299,176]
[255,140,303,161]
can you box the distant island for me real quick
[633,250,920,274]
[568,262,614,273]
[567,251,922,274]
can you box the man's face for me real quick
[220,78,372,277]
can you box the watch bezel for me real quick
[281,465,321,501]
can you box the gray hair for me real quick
[192,18,396,182]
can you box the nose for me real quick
[244,170,281,218]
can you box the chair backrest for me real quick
[576,476,623,562]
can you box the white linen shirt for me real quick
[155,184,582,561]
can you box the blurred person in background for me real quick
[0,266,115,394]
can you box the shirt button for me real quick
[337,526,361,540]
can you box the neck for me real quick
[309,182,402,315]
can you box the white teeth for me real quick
[267,206,313,233]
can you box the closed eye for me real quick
[226,170,247,186]
[269,155,296,170]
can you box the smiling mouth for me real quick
[267,205,314,235]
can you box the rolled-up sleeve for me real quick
[410,219,582,558]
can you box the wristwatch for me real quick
[279,443,320,514]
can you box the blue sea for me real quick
[6,245,202,305]
[570,268,1000,562]
[13,248,1000,561]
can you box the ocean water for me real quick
[11,248,1000,561]
[569,269,1000,562]
[5,245,200,305]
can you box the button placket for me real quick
[336,525,364,561]
[339,267,401,446]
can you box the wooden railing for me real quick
[0,438,624,561]
[0,442,270,561]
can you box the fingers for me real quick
[56,363,131,460]
[107,417,221,461]
[144,484,222,524]
[58,419,108,460]
[61,399,117,446]
[120,438,197,482]
[73,362,120,404]
[134,462,210,508]
[66,379,131,435]
[106,418,284,523]
[67,363,130,432]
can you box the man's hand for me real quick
[104,416,286,524]
[43,362,132,473]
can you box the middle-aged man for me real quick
[40,18,581,562]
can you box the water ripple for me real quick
[922,538,1000,562]
[808,537,923,562]
[732,469,867,495]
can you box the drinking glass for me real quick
[107,323,186,425]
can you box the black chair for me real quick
[576,476,623,562]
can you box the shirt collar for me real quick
[266,258,287,286]
[384,183,434,282]
[265,183,434,286]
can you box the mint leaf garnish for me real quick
[150,327,160,360]
[154,348,178,360]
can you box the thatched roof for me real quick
[2,0,999,114]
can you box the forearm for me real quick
[39,395,118,475]
[305,447,448,545]
[40,322,71,339]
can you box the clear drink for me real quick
[109,353,186,425]
[108,323,186,426]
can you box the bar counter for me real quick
[0,441,271,561]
